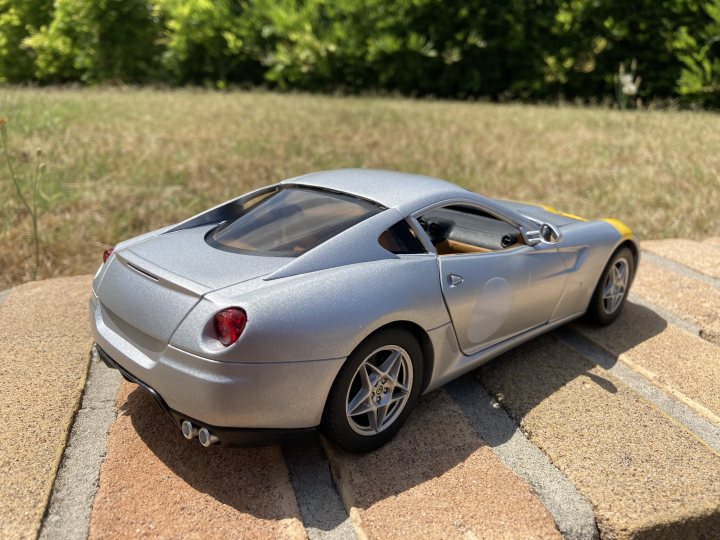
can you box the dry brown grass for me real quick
[1,87,719,289]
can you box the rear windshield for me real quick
[207,187,383,256]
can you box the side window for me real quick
[379,220,427,254]
[418,205,523,256]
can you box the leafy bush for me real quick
[676,0,720,106]
[155,0,263,86]
[0,0,53,82]
[24,0,159,83]
[1,0,719,106]
[541,0,717,102]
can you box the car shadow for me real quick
[122,387,308,523]
[122,300,667,529]
[569,300,669,359]
[303,300,669,516]
[467,300,668,433]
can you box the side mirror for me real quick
[539,223,561,244]
[525,223,562,246]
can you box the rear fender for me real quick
[169,256,450,363]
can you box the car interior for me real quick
[418,206,523,255]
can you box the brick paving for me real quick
[3,239,720,539]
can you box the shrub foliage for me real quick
[1,0,718,105]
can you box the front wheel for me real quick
[321,329,423,453]
[585,246,635,325]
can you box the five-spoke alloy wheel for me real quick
[602,258,630,315]
[345,345,414,436]
[322,329,423,453]
[586,246,635,325]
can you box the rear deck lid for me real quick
[97,225,289,343]
[127,225,290,290]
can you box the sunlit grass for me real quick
[1,87,719,288]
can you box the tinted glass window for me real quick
[379,221,427,254]
[208,188,382,256]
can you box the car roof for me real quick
[282,168,473,214]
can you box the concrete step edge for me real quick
[556,328,720,456]
[38,357,122,540]
[641,250,720,290]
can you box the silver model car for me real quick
[91,169,638,452]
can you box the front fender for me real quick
[551,219,638,319]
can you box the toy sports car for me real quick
[90,169,638,452]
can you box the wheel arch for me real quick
[354,320,435,394]
[616,238,640,286]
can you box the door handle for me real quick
[448,274,464,287]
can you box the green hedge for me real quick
[1,0,719,106]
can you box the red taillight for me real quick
[103,247,114,263]
[213,308,247,347]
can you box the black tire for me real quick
[321,329,424,453]
[585,246,635,326]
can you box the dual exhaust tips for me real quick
[182,420,219,447]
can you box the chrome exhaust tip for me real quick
[198,427,219,447]
[91,344,100,362]
[181,420,198,440]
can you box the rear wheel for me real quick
[586,247,634,325]
[321,329,423,453]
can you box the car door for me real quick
[419,203,568,356]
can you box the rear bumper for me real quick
[89,294,345,431]
[95,345,315,446]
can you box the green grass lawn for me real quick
[1,87,719,289]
